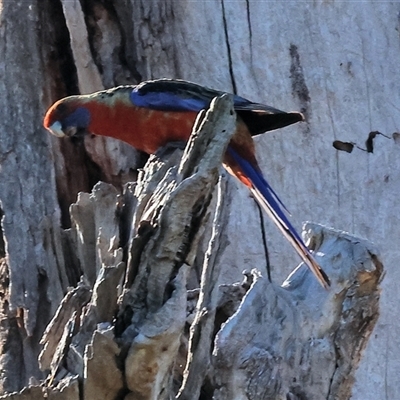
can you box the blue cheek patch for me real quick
[130,89,206,112]
[63,107,91,129]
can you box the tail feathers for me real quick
[251,187,330,289]
[247,162,292,216]
[227,147,330,289]
[238,110,304,136]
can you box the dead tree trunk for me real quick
[0,1,387,399]
[1,97,381,400]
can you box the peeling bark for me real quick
[0,1,390,398]
[0,97,381,399]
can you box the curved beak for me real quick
[47,122,83,138]
[47,121,65,138]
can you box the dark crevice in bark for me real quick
[39,0,80,102]
[289,44,311,120]
[2,315,25,393]
[0,253,9,296]
[61,230,83,287]
[327,329,341,399]
[287,385,308,400]
[0,207,5,259]
[165,194,212,304]
[0,258,24,393]
[221,0,237,93]
[80,0,138,87]
[111,0,143,83]
[38,0,111,228]
[245,0,253,52]
[199,377,215,400]
[255,200,271,281]
[35,272,54,336]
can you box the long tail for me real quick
[227,147,330,289]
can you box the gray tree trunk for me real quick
[0,1,391,399]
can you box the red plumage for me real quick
[44,94,258,187]
[43,81,330,289]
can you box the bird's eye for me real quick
[47,121,65,137]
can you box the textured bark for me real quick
[1,95,381,399]
[40,96,236,399]
[0,0,393,399]
[0,1,66,392]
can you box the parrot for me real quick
[43,78,330,289]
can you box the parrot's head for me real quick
[43,96,91,138]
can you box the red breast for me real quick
[85,100,259,188]
[85,101,198,154]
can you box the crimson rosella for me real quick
[44,78,330,289]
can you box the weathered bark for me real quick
[41,96,236,399]
[0,0,141,392]
[0,0,393,398]
[0,1,67,392]
[0,97,381,399]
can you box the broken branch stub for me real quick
[118,95,236,398]
[211,224,382,400]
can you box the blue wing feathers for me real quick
[227,146,330,289]
[226,147,303,242]
[130,90,207,111]
[130,81,282,113]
